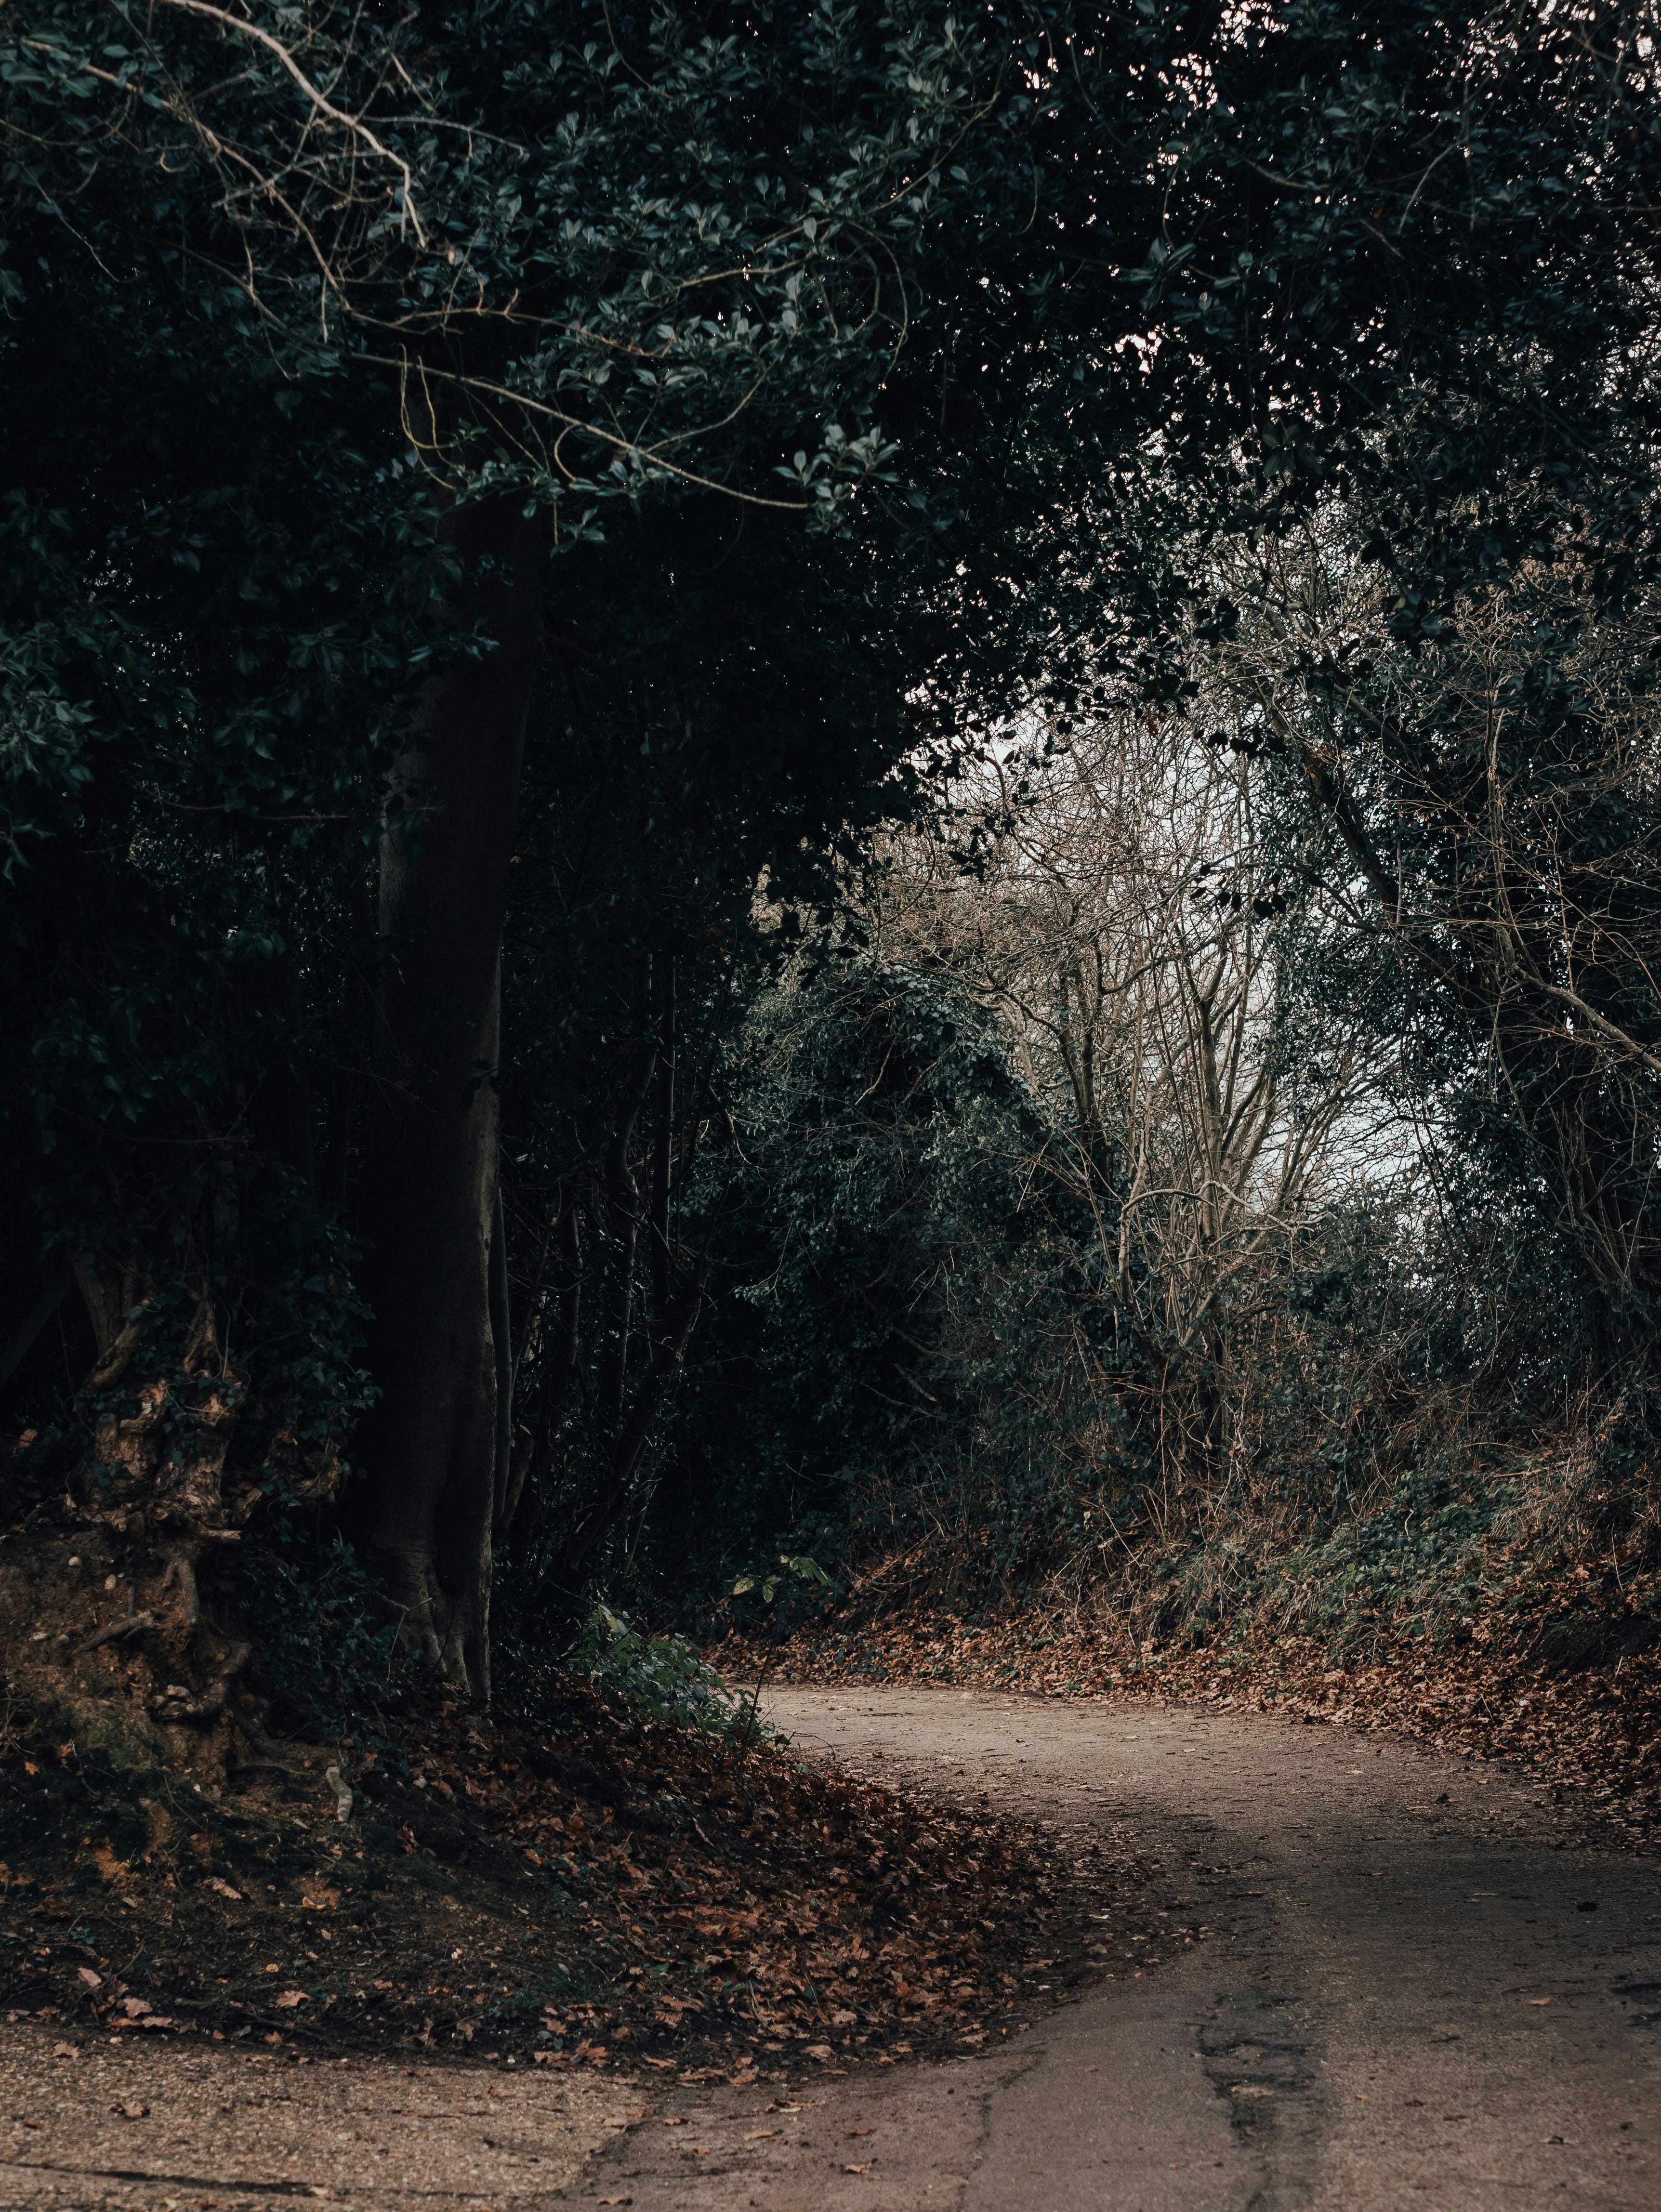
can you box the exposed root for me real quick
[74,1607,157,1658]
[372,1544,446,1672]
[159,1549,201,1634]
[149,1639,250,1726]
[233,1705,303,1769]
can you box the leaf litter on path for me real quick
[0,1674,1160,2082]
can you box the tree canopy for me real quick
[5,0,1660,1730]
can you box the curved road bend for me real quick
[594,1686,1660,2212]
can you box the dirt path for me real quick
[0,2039,643,2207]
[10,1688,1660,2208]
[595,1688,1661,2211]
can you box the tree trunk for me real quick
[356,496,544,1699]
[649,954,675,1317]
[597,991,658,1435]
[489,1178,514,1529]
[564,1258,711,1579]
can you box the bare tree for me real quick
[869,703,1390,1501]
[1210,509,1661,1357]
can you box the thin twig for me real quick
[149,0,428,247]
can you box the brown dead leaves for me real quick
[438,1703,1043,2064]
[3,1671,1113,2072]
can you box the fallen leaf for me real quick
[51,2041,77,2058]
[274,1990,310,2009]
[77,1968,101,1989]
[206,1877,242,1901]
[1528,1997,1552,2007]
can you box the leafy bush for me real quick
[236,1527,406,1741]
[572,1605,761,1742]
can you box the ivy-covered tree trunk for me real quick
[357,498,544,1698]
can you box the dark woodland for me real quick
[3,0,1661,2085]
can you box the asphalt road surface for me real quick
[594,1687,1661,2212]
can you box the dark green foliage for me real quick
[7,0,1661,1698]
[235,1525,404,1739]
[674,963,1039,1561]
[645,957,1123,1608]
[2,0,1085,1689]
[2,9,412,1607]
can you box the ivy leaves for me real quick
[733,1554,833,1606]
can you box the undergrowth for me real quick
[1088,1414,1661,1672]
[773,1387,1661,1680]
[572,1604,765,1741]
[712,1397,1661,1843]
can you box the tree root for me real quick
[75,1608,158,1658]
[149,1638,250,1726]
[226,1759,294,1785]
[160,1549,200,1633]
[233,1705,304,1769]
